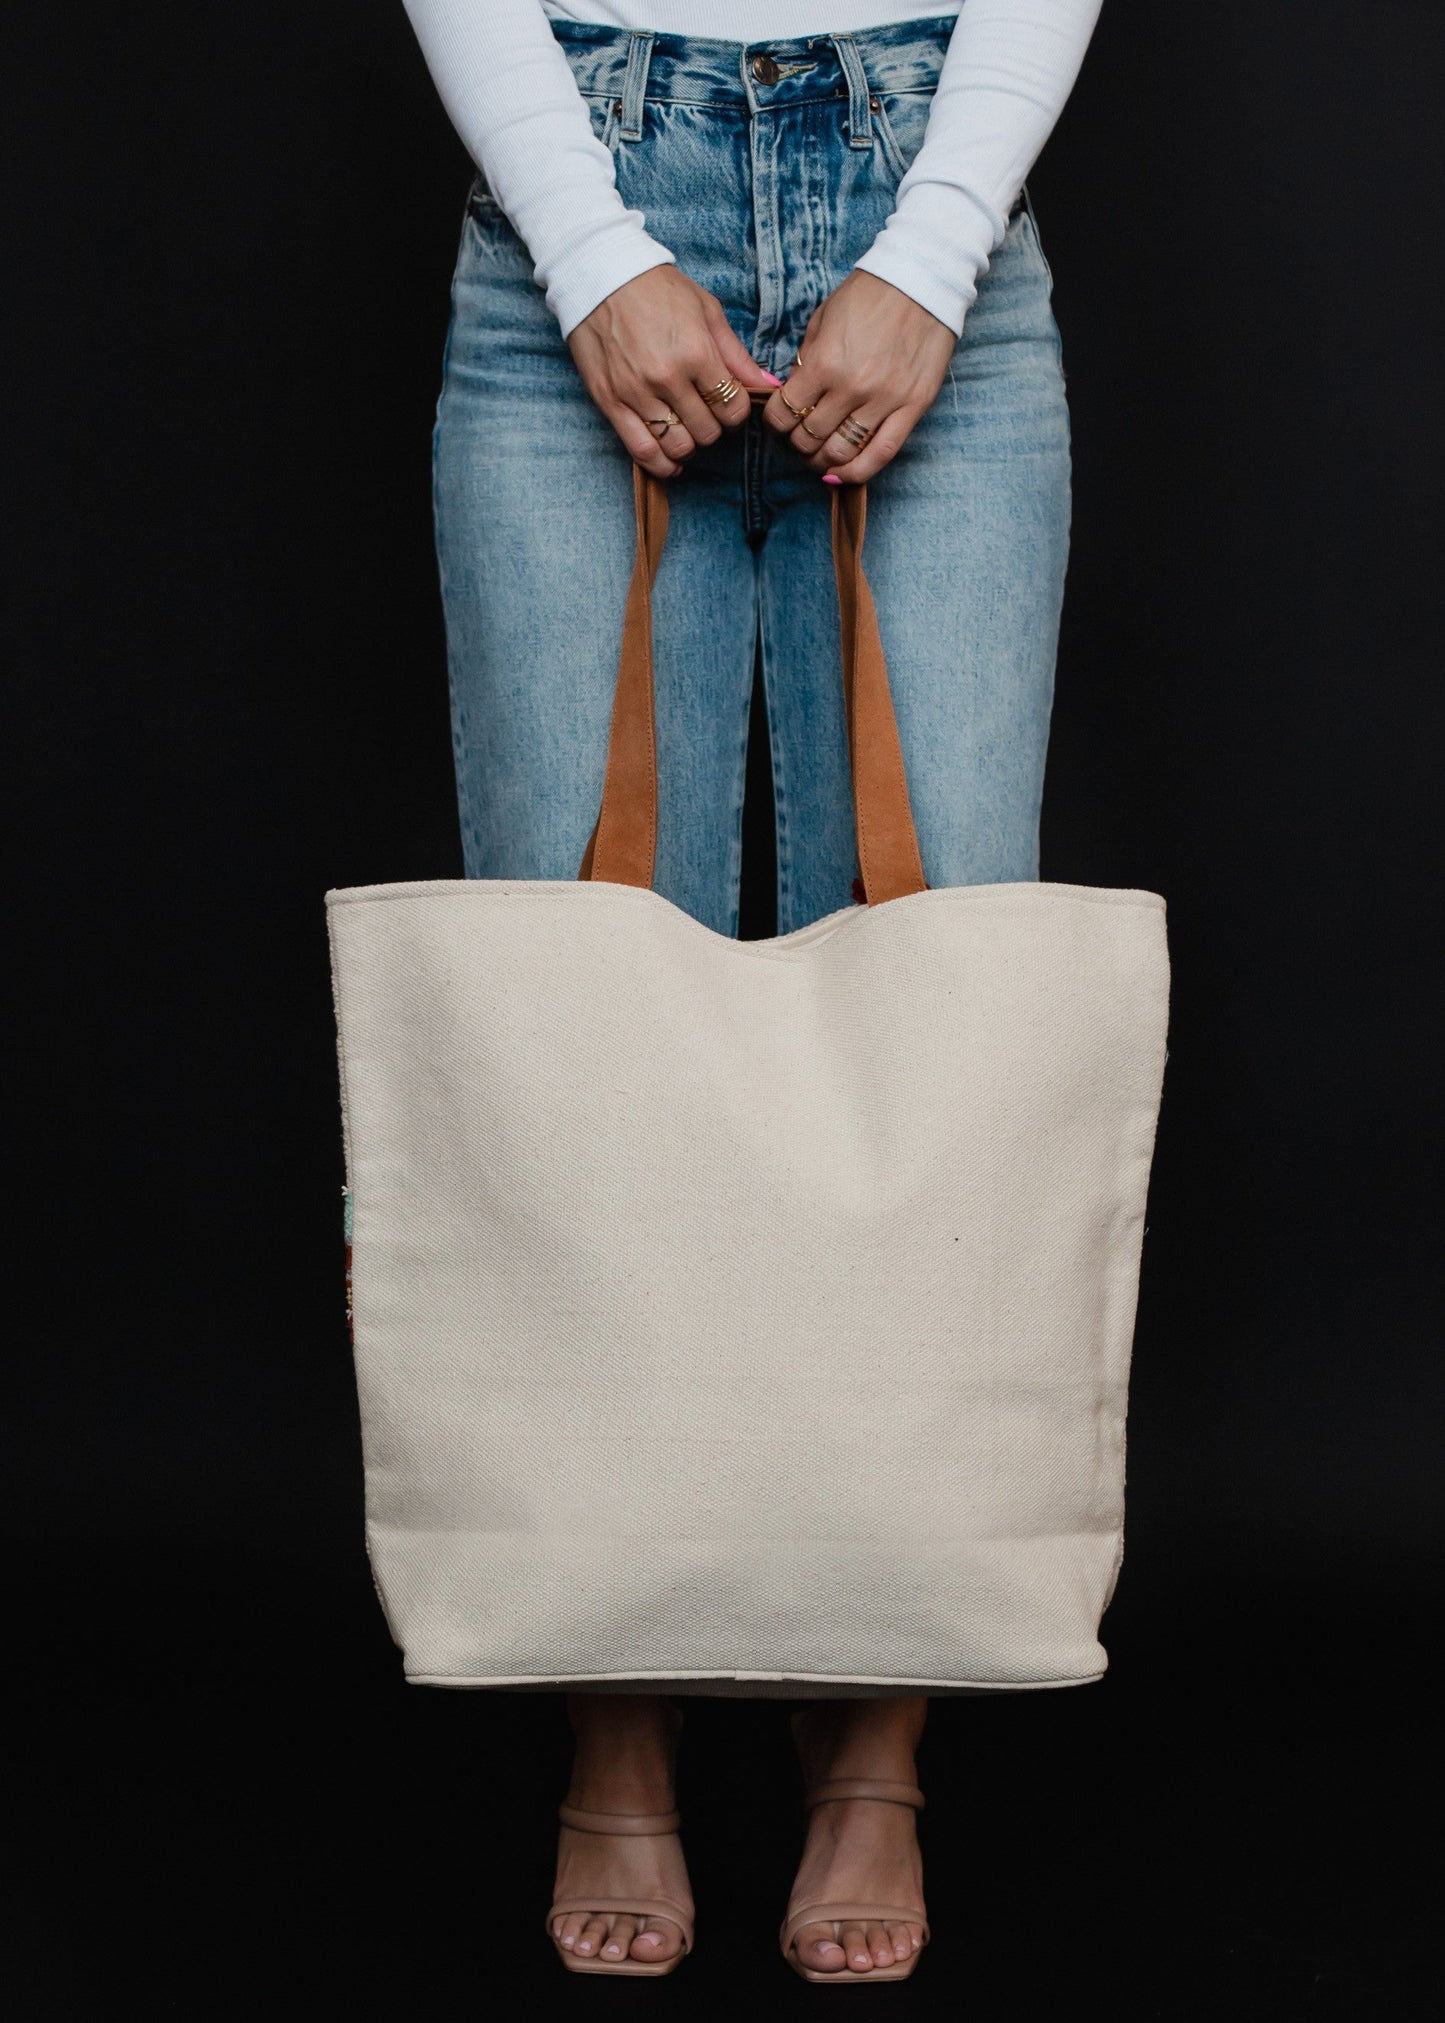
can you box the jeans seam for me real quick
[756,578,791,932]
[433,216,471,876]
[728,655,753,938]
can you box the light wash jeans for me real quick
[433,16,1071,936]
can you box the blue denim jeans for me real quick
[433,16,1071,936]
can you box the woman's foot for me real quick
[549,1694,692,1967]
[785,1697,929,1977]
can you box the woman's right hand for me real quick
[567,267,779,477]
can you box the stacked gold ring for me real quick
[837,414,874,449]
[703,376,741,406]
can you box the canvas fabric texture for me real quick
[325,473,1169,1694]
[327,874,1168,1693]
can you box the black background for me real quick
[5,2,1441,2011]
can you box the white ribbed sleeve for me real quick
[401,1,1103,340]
[401,0,676,337]
[854,0,1102,332]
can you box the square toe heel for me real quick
[779,1741,929,1984]
[547,1802,694,1977]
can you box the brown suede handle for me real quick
[580,459,927,905]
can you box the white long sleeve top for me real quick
[402,1,1103,339]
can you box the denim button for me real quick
[751,53,780,85]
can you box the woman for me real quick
[402,0,1102,1981]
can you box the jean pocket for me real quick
[467,172,501,218]
[468,93,620,220]
[869,89,934,191]
[583,89,622,154]
[1019,181,1056,295]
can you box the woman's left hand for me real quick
[760,271,958,483]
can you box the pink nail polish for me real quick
[759,369,783,385]
[822,471,842,486]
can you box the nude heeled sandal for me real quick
[779,1716,930,1984]
[545,1802,695,1977]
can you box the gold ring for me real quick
[702,376,740,405]
[798,416,828,441]
[647,411,684,432]
[837,414,874,448]
[778,389,816,424]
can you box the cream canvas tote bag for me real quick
[326,468,1169,1696]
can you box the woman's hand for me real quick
[568,267,780,478]
[761,271,958,483]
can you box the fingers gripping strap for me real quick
[580,469,927,905]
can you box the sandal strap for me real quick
[780,1899,931,1953]
[546,1895,694,1951]
[557,1802,681,1836]
[803,1777,925,1812]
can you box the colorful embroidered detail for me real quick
[342,1186,354,1343]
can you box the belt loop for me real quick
[618,31,655,143]
[830,34,874,150]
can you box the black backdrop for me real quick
[5,3,1441,2011]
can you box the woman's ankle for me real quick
[567,1691,678,1735]
[564,1693,681,1812]
[798,1696,927,1778]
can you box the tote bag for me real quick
[326,467,1169,1695]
